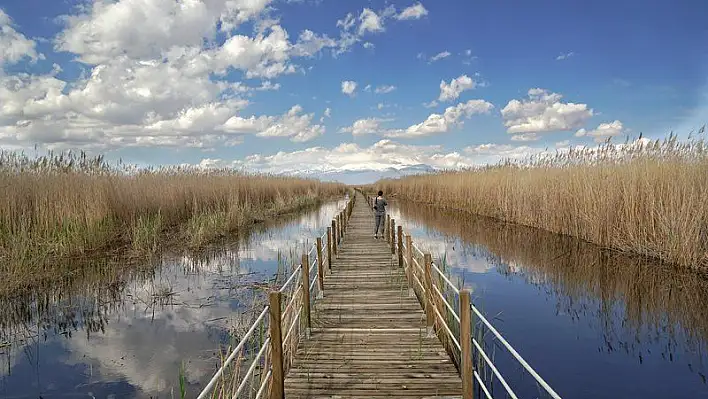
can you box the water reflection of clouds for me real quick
[0,199,345,397]
[238,200,346,264]
[386,206,495,275]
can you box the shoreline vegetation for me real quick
[374,132,708,270]
[0,150,345,295]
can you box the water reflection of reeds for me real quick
[392,199,708,360]
[0,199,344,396]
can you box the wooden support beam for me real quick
[301,253,311,330]
[316,237,324,298]
[460,289,473,399]
[332,219,338,256]
[327,227,333,271]
[397,225,403,268]
[424,253,434,335]
[269,291,284,399]
[390,219,396,255]
[405,234,414,297]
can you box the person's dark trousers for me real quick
[374,214,385,236]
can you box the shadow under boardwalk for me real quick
[285,194,462,398]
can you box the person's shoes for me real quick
[374,235,378,239]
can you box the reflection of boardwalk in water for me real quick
[285,194,462,397]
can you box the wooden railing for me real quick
[362,190,562,399]
[197,193,355,399]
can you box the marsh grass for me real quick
[376,132,708,269]
[0,150,344,291]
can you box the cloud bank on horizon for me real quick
[0,0,705,182]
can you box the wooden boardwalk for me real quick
[284,194,462,398]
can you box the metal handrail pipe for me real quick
[255,369,272,399]
[279,264,303,293]
[474,370,494,399]
[283,307,302,344]
[431,262,460,295]
[470,304,562,399]
[197,306,269,399]
[432,305,461,352]
[472,337,519,399]
[232,337,271,399]
[432,283,461,324]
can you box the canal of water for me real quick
[387,199,708,399]
[3,195,707,398]
[0,199,348,398]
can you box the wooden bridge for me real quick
[197,192,562,399]
[283,193,462,397]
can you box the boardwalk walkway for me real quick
[284,194,462,398]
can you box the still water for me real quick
[4,195,708,398]
[0,199,348,398]
[387,200,708,399]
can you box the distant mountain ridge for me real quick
[275,164,437,184]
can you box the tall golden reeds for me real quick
[0,150,344,291]
[376,132,708,269]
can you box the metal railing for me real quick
[363,191,562,399]
[197,194,355,399]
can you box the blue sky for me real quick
[0,0,706,180]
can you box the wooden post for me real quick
[268,291,284,399]
[397,225,403,268]
[424,253,434,336]
[390,219,396,255]
[301,253,311,331]
[332,220,338,257]
[341,211,345,235]
[327,227,333,271]
[340,212,345,237]
[460,289,474,399]
[405,234,414,297]
[385,215,391,245]
[316,237,324,298]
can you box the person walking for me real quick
[372,190,388,239]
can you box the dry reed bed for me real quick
[0,150,344,291]
[393,199,708,352]
[376,134,708,269]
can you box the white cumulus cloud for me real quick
[501,88,594,134]
[438,75,476,102]
[335,5,423,54]
[396,3,429,20]
[0,9,40,65]
[394,99,494,138]
[222,105,325,143]
[339,117,391,136]
[341,80,357,96]
[55,0,275,64]
[575,120,626,142]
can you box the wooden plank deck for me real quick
[284,194,462,398]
